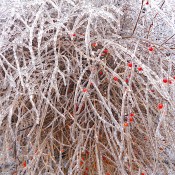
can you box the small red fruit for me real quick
[72,33,76,37]
[80,161,84,166]
[83,88,87,93]
[141,173,145,175]
[173,76,175,80]
[130,113,135,117]
[163,78,168,83]
[106,173,110,175]
[92,43,97,47]
[125,78,129,83]
[129,117,134,122]
[128,62,132,68]
[168,80,172,84]
[99,71,103,75]
[138,67,143,71]
[113,76,118,81]
[23,161,27,168]
[146,1,149,5]
[158,103,163,110]
[103,49,108,54]
[124,122,129,127]
[101,53,105,57]
[148,47,154,51]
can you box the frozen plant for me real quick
[0,0,175,174]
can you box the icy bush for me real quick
[0,0,175,174]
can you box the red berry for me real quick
[130,113,135,117]
[83,88,87,93]
[106,173,110,175]
[129,117,134,122]
[80,161,84,166]
[173,76,175,80]
[72,33,76,37]
[138,67,143,71]
[99,71,103,75]
[85,167,89,171]
[92,43,97,47]
[141,173,145,175]
[125,78,129,83]
[103,49,108,54]
[148,47,153,51]
[128,63,132,68]
[101,53,105,57]
[168,80,172,84]
[113,76,118,81]
[124,122,128,127]
[23,161,27,168]
[158,103,163,110]
[163,78,168,83]
[146,1,149,5]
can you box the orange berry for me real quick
[92,43,97,47]
[158,103,163,110]
[124,122,129,127]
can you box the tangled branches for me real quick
[0,0,175,174]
